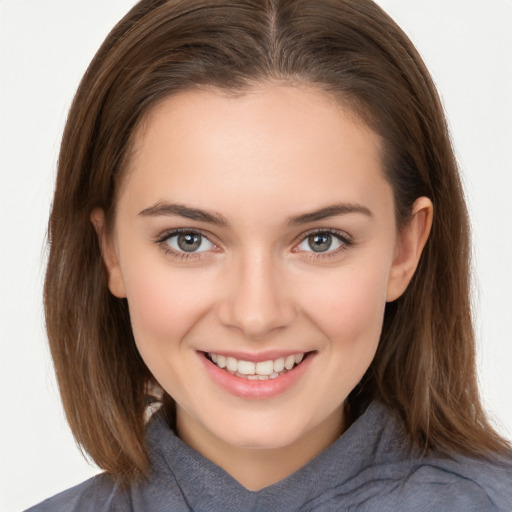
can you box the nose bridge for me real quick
[218,246,295,338]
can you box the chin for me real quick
[210,411,316,451]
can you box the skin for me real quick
[92,83,432,490]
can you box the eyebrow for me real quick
[287,203,373,225]
[138,202,372,226]
[138,202,229,226]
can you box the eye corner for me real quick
[155,228,220,261]
[292,228,354,259]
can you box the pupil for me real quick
[177,233,201,252]
[309,233,332,252]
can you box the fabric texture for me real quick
[26,402,512,511]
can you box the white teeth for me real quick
[255,360,274,376]
[273,357,285,372]
[238,360,256,375]
[226,357,238,372]
[284,355,296,370]
[208,352,306,378]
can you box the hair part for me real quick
[45,0,510,481]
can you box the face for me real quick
[97,84,429,464]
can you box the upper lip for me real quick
[200,350,313,363]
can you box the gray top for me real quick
[26,402,512,511]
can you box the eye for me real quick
[164,231,214,253]
[296,231,347,254]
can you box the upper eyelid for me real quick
[294,227,352,245]
[156,229,216,259]
[155,226,353,249]
[293,229,353,261]
[156,227,216,244]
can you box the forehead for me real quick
[118,84,391,222]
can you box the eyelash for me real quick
[155,228,216,261]
[293,228,353,260]
[155,228,353,261]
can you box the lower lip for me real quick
[200,352,315,399]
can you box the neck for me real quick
[176,405,346,491]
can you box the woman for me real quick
[26,0,511,510]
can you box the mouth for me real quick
[204,351,310,380]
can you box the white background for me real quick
[1,1,511,511]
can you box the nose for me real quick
[216,252,297,339]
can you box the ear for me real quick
[386,197,433,302]
[90,208,127,298]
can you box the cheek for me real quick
[121,263,211,353]
[297,263,389,406]
[123,266,217,398]
[301,260,390,350]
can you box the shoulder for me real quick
[311,452,512,512]
[380,455,512,512]
[24,473,126,512]
[303,401,512,511]
[367,403,512,510]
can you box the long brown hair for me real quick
[44,0,510,481]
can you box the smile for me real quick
[201,350,315,399]
[206,352,306,380]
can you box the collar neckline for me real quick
[146,401,402,510]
